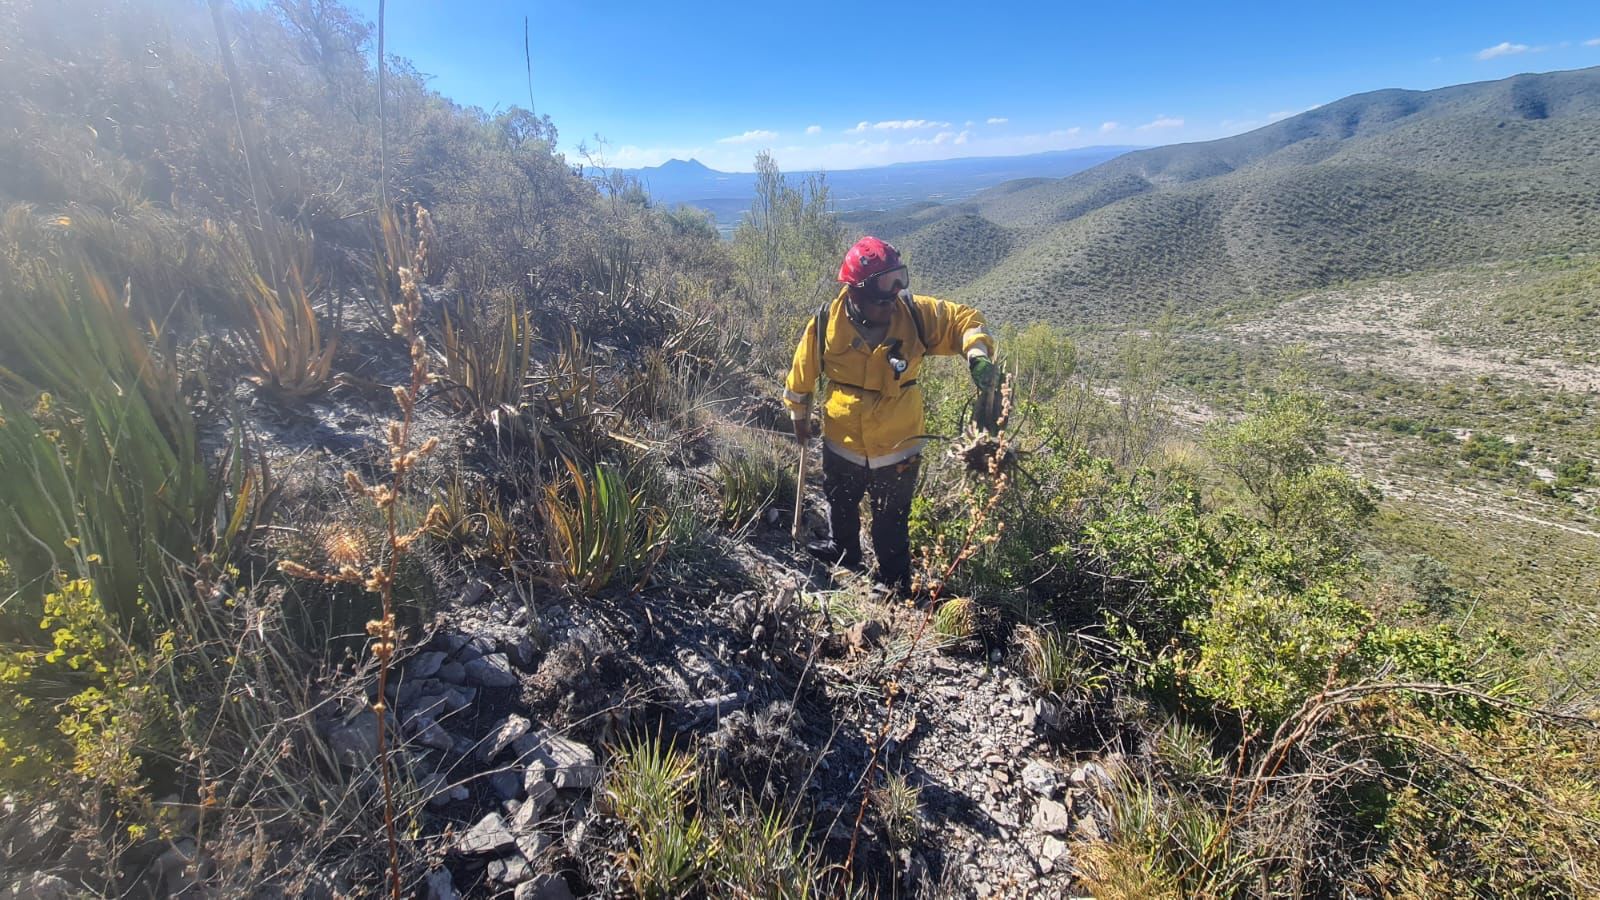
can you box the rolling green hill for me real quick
[858,67,1600,325]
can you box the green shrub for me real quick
[715,439,793,531]
[0,264,217,626]
[1190,579,1368,724]
[544,462,663,595]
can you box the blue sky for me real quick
[343,1,1600,171]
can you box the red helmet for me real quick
[837,236,904,288]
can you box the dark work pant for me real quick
[822,447,921,590]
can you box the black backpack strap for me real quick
[815,297,831,387]
[901,291,928,355]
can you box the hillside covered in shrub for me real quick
[1,2,1598,898]
[856,66,1600,324]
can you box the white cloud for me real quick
[1100,121,1121,133]
[716,129,778,144]
[1138,116,1184,130]
[845,118,950,133]
[1267,110,1295,121]
[805,125,822,135]
[986,117,1009,125]
[1586,38,1600,47]
[1477,41,1530,60]
[955,130,970,145]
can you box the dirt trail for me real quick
[1220,272,1600,393]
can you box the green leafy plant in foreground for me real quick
[0,263,215,626]
[0,577,175,802]
[544,461,663,595]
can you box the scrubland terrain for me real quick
[1,3,1598,899]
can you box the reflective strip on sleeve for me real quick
[961,325,990,346]
[784,388,812,406]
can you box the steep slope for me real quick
[865,67,1600,324]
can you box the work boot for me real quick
[805,540,863,572]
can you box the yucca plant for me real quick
[425,473,476,550]
[716,440,793,530]
[707,802,851,899]
[605,732,708,899]
[543,461,662,595]
[1019,625,1102,699]
[871,771,923,848]
[0,264,217,627]
[477,486,522,572]
[215,221,338,398]
[434,288,533,417]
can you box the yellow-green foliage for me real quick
[435,288,534,417]
[606,734,708,898]
[1080,774,1248,900]
[0,579,173,803]
[1363,711,1600,897]
[1190,579,1366,724]
[715,438,794,530]
[216,222,338,398]
[931,596,976,643]
[0,263,213,624]
[999,321,1077,400]
[1020,625,1102,699]
[871,771,922,848]
[604,734,847,899]
[544,462,662,595]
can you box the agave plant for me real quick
[0,263,236,628]
[214,221,338,398]
[715,440,794,531]
[434,288,534,417]
[543,461,663,595]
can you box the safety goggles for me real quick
[860,266,909,303]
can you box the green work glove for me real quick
[969,356,999,392]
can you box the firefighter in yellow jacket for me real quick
[783,236,998,593]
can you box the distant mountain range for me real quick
[842,66,1600,326]
[611,148,1142,233]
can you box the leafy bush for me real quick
[0,578,174,802]
[1459,431,1526,472]
[1190,578,1368,724]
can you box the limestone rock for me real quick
[465,653,518,688]
[515,872,574,900]
[481,714,533,763]
[424,869,460,900]
[406,651,447,680]
[1021,760,1060,798]
[521,732,599,789]
[455,812,516,856]
[1031,797,1071,836]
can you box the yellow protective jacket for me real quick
[783,289,995,468]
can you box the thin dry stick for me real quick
[275,210,437,898]
[377,0,388,211]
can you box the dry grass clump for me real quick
[599,732,851,898]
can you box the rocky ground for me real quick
[0,303,1126,898]
[300,491,1125,900]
